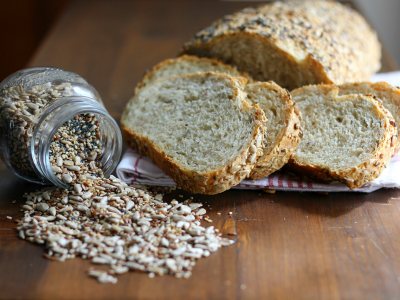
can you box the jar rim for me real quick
[29,96,122,189]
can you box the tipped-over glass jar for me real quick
[0,67,122,189]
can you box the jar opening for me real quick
[30,97,122,189]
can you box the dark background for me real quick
[1,0,399,83]
[0,0,69,81]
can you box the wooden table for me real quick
[1,1,399,299]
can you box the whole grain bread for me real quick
[287,84,397,190]
[135,55,253,93]
[339,82,400,152]
[245,82,302,179]
[181,1,381,90]
[134,56,302,179]
[121,72,267,194]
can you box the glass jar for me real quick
[0,67,122,189]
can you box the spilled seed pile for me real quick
[17,178,233,283]
[11,82,234,283]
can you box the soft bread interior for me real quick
[339,82,400,141]
[184,35,320,90]
[123,74,259,172]
[293,90,385,170]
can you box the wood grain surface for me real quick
[0,1,399,300]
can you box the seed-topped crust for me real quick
[181,1,381,90]
[339,81,400,153]
[122,72,267,195]
[135,55,253,94]
[246,81,302,180]
[287,84,397,190]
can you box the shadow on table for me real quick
[0,169,46,210]
[261,188,400,218]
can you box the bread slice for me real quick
[121,72,267,194]
[181,1,381,90]
[339,82,400,152]
[287,84,397,190]
[135,55,253,93]
[245,82,302,179]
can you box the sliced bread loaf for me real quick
[134,56,301,179]
[287,84,397,190]
[135,55,253,93]
[181,1,381,90]
[121,72,267,194]
[245,82,302,179]
[339,82,400,152]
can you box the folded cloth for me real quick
[116,149,400,193]
[116,71,400,193]
[370,71,400,86]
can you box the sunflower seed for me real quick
[16,175,234,284]
[36,203,49,212]
[61,174,72,184]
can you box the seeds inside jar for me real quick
[49,113,104,184]
[0,82,73,180]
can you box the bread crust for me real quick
[287,84,397,190]
[122,72,267,195]
[181,1,381,90]
[339,81,400,152]
[135,55,254,94]
[247,81,302,179]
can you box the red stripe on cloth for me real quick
[307,181,313,189]
[287,179,293,188]
[297,181,303,188]
[278,174,284,188]
[134,155,143,178]
[268,174,274,187]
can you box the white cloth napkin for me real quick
[116,71,400,193]
[370,71,400,86]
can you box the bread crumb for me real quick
[263,189,275,194]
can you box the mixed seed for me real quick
[3,79,234,283]
[0,82,73,180]
[49,113,104,184]
[16,176,233,283]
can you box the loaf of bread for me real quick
[135,55,253,93]
[339,82,400,152]
[181,1,381,90]
[287,84,397,190]
[245,82,302,179]
[121,72,267,194]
